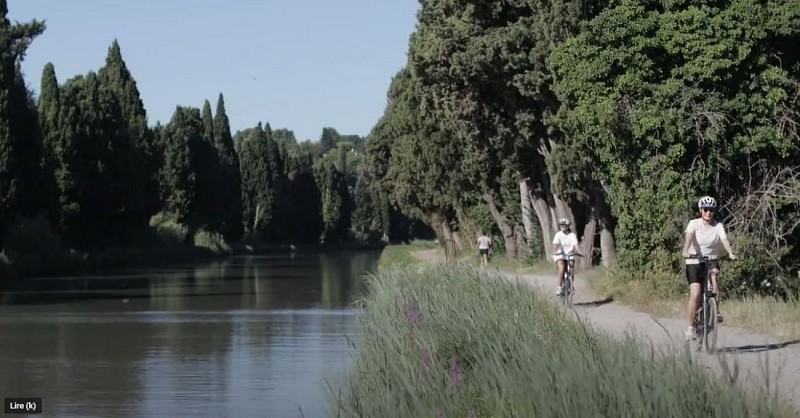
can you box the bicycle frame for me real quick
[687,254,721,353]
[559,254,580,307]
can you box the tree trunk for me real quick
[592,184,617,268]
[483,193,517,259]
[431,212,449,241]
[451,229,464,252]
[580,209,597,269]
[519,179,536,253]
[600,226,616,268]
[531,194,554,260]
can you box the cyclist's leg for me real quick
[685,264,703,338]
[556,259,565,295]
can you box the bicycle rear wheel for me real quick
[704,297,718,353]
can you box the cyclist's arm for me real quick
[721,237,736,258]
[682,229,694,257]
[717,223,736,258]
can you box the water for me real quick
[0,251,380,418]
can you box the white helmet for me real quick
[698,196,717,209]
[558,218,570,226]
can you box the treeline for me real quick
[0,2,428,267]
[366,0,800,296]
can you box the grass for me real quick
[589,269,800,340]
[377,240,438,267]
[332,264,790,418]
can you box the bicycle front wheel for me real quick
[704,297,718,353]
[564,274,574,307]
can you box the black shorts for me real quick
[479,248,489,256]
[685,260,720,285]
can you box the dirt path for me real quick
[412,249,800,413]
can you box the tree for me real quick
[213,93,243,239]
[405,0,603,258]
[239,123,281,239]
[319,127,339,155]
[160,106,206,231]
[98,40,157,225]
[316,158,351,244]
[550,0,800,274]
[0,2,48,239]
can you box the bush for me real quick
[193,229,231,254]
[1,215,63,260]
[149,212,189,247]
[334,265,784,417]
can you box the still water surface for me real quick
[0,251,380,418]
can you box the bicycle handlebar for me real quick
[684,254,736,261]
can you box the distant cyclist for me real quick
[477,232,492,267]
[553,218,581,296]
[682,196,737,340]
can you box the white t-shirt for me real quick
[477,235,491,250]
[685,218,728,264]
[552,231,578,257]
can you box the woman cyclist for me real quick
[553,218,581,296]
[682,196,737,340]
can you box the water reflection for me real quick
[0,251,380,418]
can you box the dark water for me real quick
[0,251,380,418]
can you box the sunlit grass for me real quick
[377,240,438,267]
[332,264,788,418]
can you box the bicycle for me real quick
[557,253,582,307]
[685,254,732,353]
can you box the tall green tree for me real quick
[98,40,157,224]
[213,93,243,239]
[0,1,48,239]
[49,73,138,248]
[37,62,60,221]
[319,127,339,155]
[316,158,351,244]
[239,123,282,239]
[160,106,206,231]
[284,147,322,244]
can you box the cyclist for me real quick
[682,196,737,340]
[553,218,581,296]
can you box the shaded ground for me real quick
[413,249,800,414]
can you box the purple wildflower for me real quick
[437,409,445,418]
[449,354,464,391]
[467,410,477,418]
[404,298,422,327]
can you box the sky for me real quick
[7,0,419,141]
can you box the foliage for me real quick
[1,214,62,260]
[550,0,800,289]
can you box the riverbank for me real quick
[334,263,789,417]
[0,240,385,279]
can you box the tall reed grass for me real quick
[333,264,786,417]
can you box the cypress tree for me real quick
[0,3,48,239]
[213,94,243,240]
[160,106,204,229]
[98,40,156,226]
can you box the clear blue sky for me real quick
[7,0,418,141]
